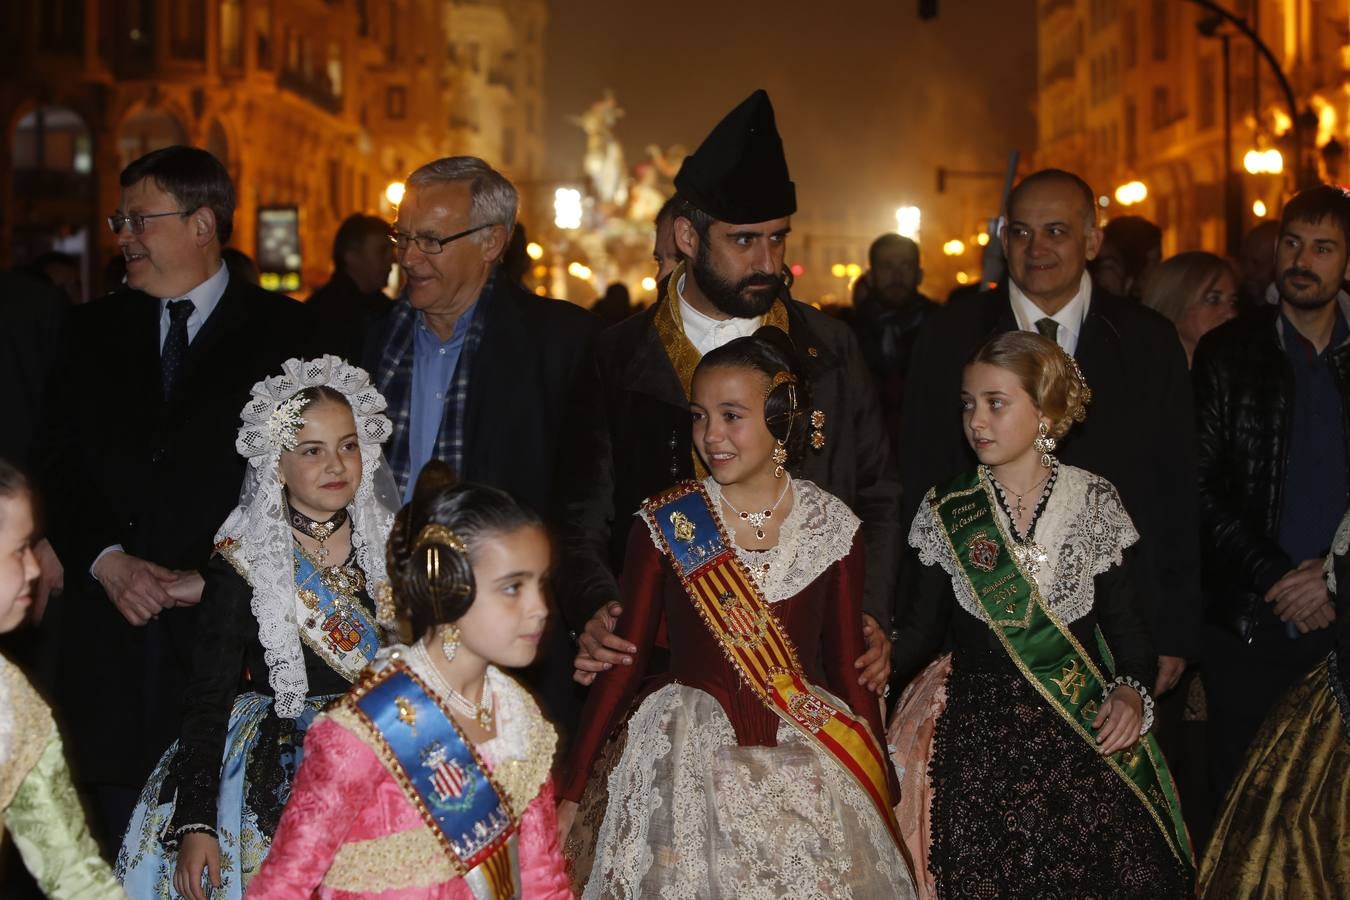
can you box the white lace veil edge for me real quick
[215,355,398,719]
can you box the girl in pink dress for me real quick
[246,461,570,898]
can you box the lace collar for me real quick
[699,478,860,603]
[910,465,1138,624]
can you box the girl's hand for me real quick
[173,831,222,900]
[1091,685,1143,755]
[556,799,579,845]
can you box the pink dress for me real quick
[246,651,571,898]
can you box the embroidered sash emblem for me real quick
[966,531,1000,572]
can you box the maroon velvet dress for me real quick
[560,478,914,899]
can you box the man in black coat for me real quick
[557,90,899,697]
[38,146,309,844]
[366,156,596,728]
[306,213,395,362]
[1193,184,1350,804]
[900,169,1200,698]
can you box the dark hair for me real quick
[222,247,259,286]
[385,461,543,642]
[119,146,236,244]
[694,326,813,469]
[1008,168,1097,229]
[1281,184,1350,249]
[673,194,714,242]
[655,195,680,228]
[868,233,919,269]
[1102,215,1161,280]
[0,459,31,529]
[331,214,390,270]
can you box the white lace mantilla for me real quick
[909,465,1138,625]
[640,479,860,603]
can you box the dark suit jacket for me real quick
[365,278,598,517]
[0,271,66,470]
[552,294,901,630]
[899,281,1201,659]
[39,278,309,786]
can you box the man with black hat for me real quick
[554,90,899,697]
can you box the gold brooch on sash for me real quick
[670,510,696,544]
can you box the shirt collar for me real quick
[675,271,762,354]
[1008,270,1092,351]
[160,260,229,323]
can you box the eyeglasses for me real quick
[107,210,188,234]
[388,223,494,255]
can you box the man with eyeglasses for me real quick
[36,145,309,845]
[365,155,596,727]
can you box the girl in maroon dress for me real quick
[558,328,914,899]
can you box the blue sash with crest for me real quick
[293,548,380,681]
[350,660,519,898]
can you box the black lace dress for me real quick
[895,473,1190,899]
[115,549,376,897]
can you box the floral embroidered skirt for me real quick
[115,691,332,899]
[1199,653,1350,898]
[923,658,1188,899]
[569,683,916,900]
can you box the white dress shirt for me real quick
[1009,271,1092,354]
[158,261,230,348]
[676,272,762,355]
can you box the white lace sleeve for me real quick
[1038,468,1140,624]
[907,492,985,622]
[1327,510,1350,592]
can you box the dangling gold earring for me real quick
[771,440,788,478]
[1033,421,1057,468]
[440,623,461,662]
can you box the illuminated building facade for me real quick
[0,0,546,295]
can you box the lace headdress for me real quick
[216,355,399,718]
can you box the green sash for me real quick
[931,468,1194,876]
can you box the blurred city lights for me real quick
[385,181,405,205]
[1114,181,1148,206]
[943,239,966,256]
[831,263,847,278]
[845,263,862,278]
[554,188,583,230]
[895,205,921,240]
[790,263,805,277]
[976,233,990,246]
[1252,199,1268,217]
[641,276,657,291]
[525,241,544,260]
[566,261,593,280]
[955,272,970,284]
[1243,148,1284,175]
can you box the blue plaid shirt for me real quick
[407,304,477,501]
[374,278,491,498]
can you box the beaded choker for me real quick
[287,501,349,565]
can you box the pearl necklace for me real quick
[413,641,494,729]
[720,478,792,541]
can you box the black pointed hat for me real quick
[674,90,796,224]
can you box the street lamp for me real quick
[525,241,544,260]
[1243,149,1284,175]
[895,206,921,240]
[554,188,582,230]
[1252,199,1268,217]
[942,239,966,256]
[1114,181,1148,206]
[384,181,405,206]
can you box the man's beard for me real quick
[1277,266,1340,311]
[692,241,783,319]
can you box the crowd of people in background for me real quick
[0,86,1347,899]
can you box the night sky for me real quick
[544,0,1038,239]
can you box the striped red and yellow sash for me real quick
[643,481,901,848]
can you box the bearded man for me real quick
[553,90,899,703]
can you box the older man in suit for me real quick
[40,146,309,844]
[366,156,596,729]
